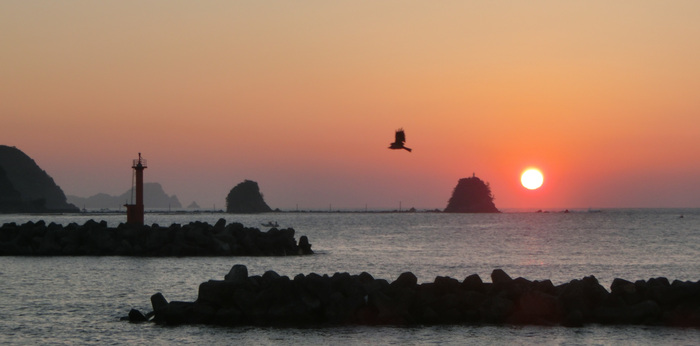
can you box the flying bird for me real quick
[389,128,412,152]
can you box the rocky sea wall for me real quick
[0,219,312,256]
[127,265,700,327]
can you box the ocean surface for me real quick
[1,209,700,345]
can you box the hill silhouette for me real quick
[226,180,272,213]
[444,175,499,213]
[67,183,182,210]
[0,145,79,213]
[0,165,29,212]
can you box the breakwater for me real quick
[127,265,700,327]
[0,219,313,256]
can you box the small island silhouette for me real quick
[444,174,499,213]
[226,180,272,213]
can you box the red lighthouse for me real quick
[125,153,147,225]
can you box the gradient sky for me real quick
[2,1,700,210]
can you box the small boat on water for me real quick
[262,221,279,227]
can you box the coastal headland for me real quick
[0,219,312,256]
[127,265,700,327]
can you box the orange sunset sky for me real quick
[2,1,700,211]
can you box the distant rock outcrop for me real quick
[226,180,272,213]
[444,175,499,213]
[0,145,79,213]
[67,183,181,210]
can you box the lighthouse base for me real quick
[125,204,144,225]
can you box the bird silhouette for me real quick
[389,128,412,152]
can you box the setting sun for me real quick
[521,169,544,190]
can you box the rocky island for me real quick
[226,180,272,213]
[444,175,499,213]
[126,265,700,328]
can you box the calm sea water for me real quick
[1,209,700,345]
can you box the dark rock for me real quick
[0,220,313,257]
[462,290,488,310]
[611,278,636,295]
[331,272,365,299]
[391,272,418,289]
[197,279,256,307]
[261,270,282,286]
[304,273,333,305]
[557,276,609,323]
[532,279,557,295]
[444,175,499,213]
[214,306,243,325]
[648,277,673,306]
[491,269,513,284]
[433,276,460,296]
[480,296,514,323]
[225,180,272,213]
[225,264,249,281]
[462,273,484,292]
[562,309,584,327]
[298,235,313,255]
[664,304,700,327]
[369,290,403,324]
[126,270,700,328]
[128,308,148,323]
[431,293,462,323]
[669,280,700,303]
[155,301,195,325]
[213,218,226,233]
[190,303,217,324]
[509,290,561,325]
[595,300,662,325]
[358,272,375,284]
[151,292,168,312]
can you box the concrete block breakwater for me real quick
[127,265,700,327]
[0,219,313,256]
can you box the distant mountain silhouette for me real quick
[226,180,272,213]
[0,145,79,213]
[187,201,200,209]
[444,175,499,213]
[67,183,182,210]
